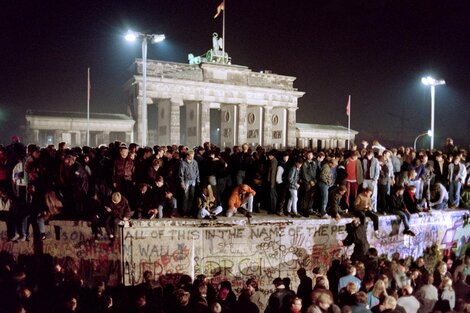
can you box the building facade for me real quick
[25,110,135,147]
[126,60,305,149]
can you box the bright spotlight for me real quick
[125,31,138,42]
[152,34,165,43]
[421,76,445,86]
[427,130,433,137]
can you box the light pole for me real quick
[421,76,445,150]
[125,30,165,147]
[413,130,432,150]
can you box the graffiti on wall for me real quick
[0,221,122,286]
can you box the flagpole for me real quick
[87,68,90,146]
[222,0,226,63]
[348,94,351,149]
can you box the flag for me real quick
[346,95,351,116]
[214,1,224,18]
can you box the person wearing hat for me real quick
[227,184,256,218]
[104,191,131,241]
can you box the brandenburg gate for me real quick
[125,38,305,148]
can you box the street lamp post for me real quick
[413,130,432,150]
[421,76,445,150]
[125,30,165,147]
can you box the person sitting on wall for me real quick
[327,185,348,220]
[149,176,177,219]
[104,191,131,242]
[429,182,449,210]
[388,185,416,237]
[353,188,380,238]
[132,183,154,219]
[403,185,420,214]
[197,184,223,220]
[226,184,256,218]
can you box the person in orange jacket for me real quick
[227,184,256,218]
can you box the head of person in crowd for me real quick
[282,151,290,163]
[416,256,425,268]
[138,183,149,195]
[290,296,302,312]
[211,302,222,313]
[283,277,291,290]
[341,306,352,313]
[186,150,194,163]
[409,268,421,281]
[379,295,397,312]
[346,282,357,295]
[175,288,191,306]
[436,261,448,276]
[423,272,434,285]
[111,192,122,205]
[119,145,129,159]
[365,149,374,160]
[217,286,229,300]
[379,274,390,289]
[152,158,163,170]
[297,267,307,279]
[354,291,368,306]
[314,275,329,290]
[349,150,359,160]
[312,289,334,311]
[294,157,304,169]
[244,278,258,294]
[394,185,405,197]
[64,295,79,312]
[361,187,372,198]
[272,277,284,288]
[135,293,148,308]
[371,279,388,298]
[439,276,453,291]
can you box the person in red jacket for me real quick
[227,184,256,218]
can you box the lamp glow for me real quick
[125,31,138,42]
[152,34,165,43]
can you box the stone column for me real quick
[33,130,39,144]
[79,131,86,146]
[54,130,63,144]
[263,106,273,147]
[237,103,247,145]
[287,107,297,148]
[125,132,133,143]
[338,139,345,149]
[103,131,110,145]
[169,98,182,145]
[200,101,211,145]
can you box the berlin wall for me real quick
[0,210,468,297]
[121,210,469,293]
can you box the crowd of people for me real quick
[0,247,469,313]
[0,136,469,242]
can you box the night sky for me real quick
[1,0,469,148]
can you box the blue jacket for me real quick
[288,166,300,189]
[448,162,467,182]
[362,157,380,181]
